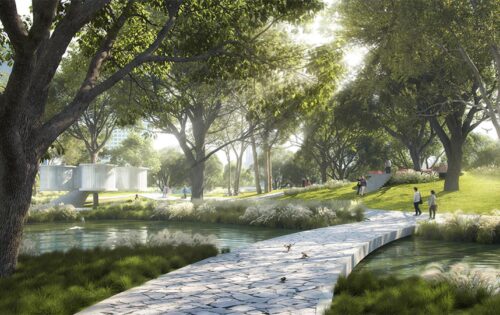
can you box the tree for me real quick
[338,0,492,191]
[0,0,323,276]
[333,63,439,171]
[109,132,160,172]
[156,148,189,190]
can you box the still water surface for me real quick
[356,237,500,276]
[23,220,297,254]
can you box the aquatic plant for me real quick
[416,214,500,244]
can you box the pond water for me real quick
[22,221,297,255]
[355,237,500,277]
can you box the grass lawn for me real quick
[281,172,500,215]
[0,244,218,315]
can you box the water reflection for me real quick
[356,237,500,277]
[23,221,297,255]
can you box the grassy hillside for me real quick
[281,172,500,215]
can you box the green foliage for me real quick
[463,134,500,169]
[328,270,498,315]
[0,244,217,315]
[387,170,439,185]
[109,132,160,173]
[416,216,500,244]
[83,200,157,221]
[27,204,82,223]
[156,148,190,189]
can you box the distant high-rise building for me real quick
[242,147,254,168]
[106,128,130,149]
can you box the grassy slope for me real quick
[281,173,500,214]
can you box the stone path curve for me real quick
[77,210,421,315]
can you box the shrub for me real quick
[240,200,364,229]
[387,169,439,185]
[416,215,500,244]
[26,204,81,223]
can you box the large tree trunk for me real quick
[233,145,245,196]
[90,152,99,208]
[443,140,463,191]
[0,153,38,277]
[263,141,272,193]
[320,162,328,184]
[251,135,262,194]
[409,147,422,171]
[190,160,205,200]
[225,151,232,196]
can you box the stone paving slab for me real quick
[77,210,421,315]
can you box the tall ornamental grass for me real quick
[283,180,350,197]
[387,169,439,185]
[0,244,218,315]
[417,215,500,244]
[151,199,364,229]
[328,264,499,315]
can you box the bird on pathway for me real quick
[300,252,309,259]
[284,243,295,252]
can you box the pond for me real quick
[355,237,500,277]
[22,221,297,255]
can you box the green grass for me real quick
[0,244,218,315]
[281,172,500,214]
[327,271,499,315]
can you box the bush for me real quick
[387,169,439,185]
[26,204,81,223]
[327,267,498,315]
[283,180,350,197]
[416,215,500,244]
[82,200,157,220]
[240,200,364,229]
[0,244,218,315]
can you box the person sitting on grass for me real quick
[428,190,437,219]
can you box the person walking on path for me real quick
[182,186,188,199]
[359,176,367,196]
[413,187,422,216]
[385,159,392,174]
[428,190,437,219]
[356,177,362,195]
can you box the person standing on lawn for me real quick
[413,187,422,216]
[359,176,367,196]
[428,190,437,219]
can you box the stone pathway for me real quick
[77,210,422,315]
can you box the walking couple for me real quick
[413,187,437,219]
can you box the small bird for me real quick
[300,252,309,259]
[280,276,286,283]
[284,243,295,252]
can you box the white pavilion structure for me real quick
[40,164,148,207]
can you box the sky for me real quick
[6,0,497,152]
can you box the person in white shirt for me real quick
[428,190,437,219]
[413,187,422,216]
[385,159,392,174]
